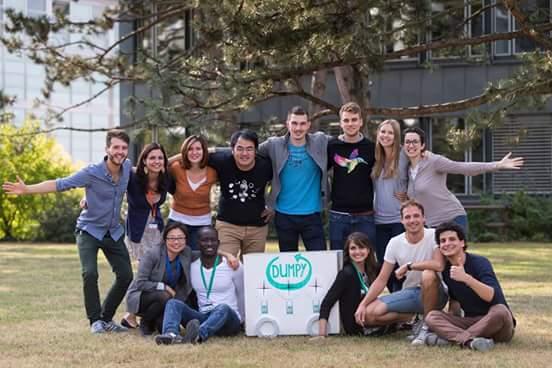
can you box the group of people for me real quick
[2,101,522,351]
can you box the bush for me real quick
[34,191,83,243]
[0,121,78,241]
[467,192,552,242]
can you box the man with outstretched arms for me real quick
[2,130,133,334]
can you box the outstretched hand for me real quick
[497,152,524,170]
[2,176,27,195]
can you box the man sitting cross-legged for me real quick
[155,226,244,344]
[423,222,516,351]
[354,200,448,344]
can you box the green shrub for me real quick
[468,192,552,242]
[34,191,83,243]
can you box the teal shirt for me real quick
[276,144,321,214]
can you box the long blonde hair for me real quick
[372,119,401,179]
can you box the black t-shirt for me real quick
[443,253,514,322]
[327,137,375,213]
[209,151,273,226]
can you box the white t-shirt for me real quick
[190,258,244,321]
[384,228,438,289]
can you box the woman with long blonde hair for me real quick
[372,120,407,291]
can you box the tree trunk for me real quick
[309,69,328,130]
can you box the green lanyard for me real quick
[352,263,369,294]
[200,255,220,300]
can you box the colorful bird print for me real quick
[334,149,367,173]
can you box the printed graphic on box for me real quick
[243,251,342,337]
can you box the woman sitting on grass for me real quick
[125,222,237,336]
[316,232,379,336]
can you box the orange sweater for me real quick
[169,162,217,216]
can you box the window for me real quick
[27,0,46,18]
[429,1,468,59]
[494,0,551,55]
[52,0,70,45]
[494,3,512,55]
[429,117,486,195]
[468,0,491,56]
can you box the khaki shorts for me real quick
[215,220,268,257]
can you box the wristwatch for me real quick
[406,262,413,271]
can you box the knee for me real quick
[214,304,231,315]
[82,269,98,284]
[489,304,510,320]
[421,270,439,287]
[425,310,444,328]
[116,265,133,284]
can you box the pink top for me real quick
[407,153,498,227]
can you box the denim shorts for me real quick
[379,285,448,314]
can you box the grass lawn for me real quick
[0,241,551,368]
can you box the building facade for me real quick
[0,0,120,164]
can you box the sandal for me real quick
[120,317,137,329]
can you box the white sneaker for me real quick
[411,323,429,346]
[90,320,107,334]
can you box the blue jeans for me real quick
[375,222,405,292]
[162,299,241,341]
[379,286,448,314]
[274,211,326,252]
[452,215,468,236]
[329,211,376,251]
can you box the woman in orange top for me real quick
[168,135,217,250]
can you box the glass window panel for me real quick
[469,0,486,55]
[27,0,46,12]
[4,86,24,100]
[494,4,511,55]
[431,117,466,194]
[430,1,467,58]
[470,132,484,194]
[5,0,24,11]
[71,3,91,22]
[52,0,69,15]
[5,72,24,87]
[514,0,550,53]
[5,60,25,73]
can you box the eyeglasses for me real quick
[166,237,186,242]
[235,146,255,153]
[404,140,421,146]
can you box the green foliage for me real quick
[34,191,82,243]
[508,192,552,242]
[467,192,552,242]
[0,121,81,241]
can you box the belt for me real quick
[331,210,374,217]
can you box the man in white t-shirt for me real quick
[155,226,244,345]
[354,200,447,344]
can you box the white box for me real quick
[243,251,342,337]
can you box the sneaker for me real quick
[90,320,107,334]
[411,323,429,346]
[155,332,184,345]
[182,319,200,344]
[103,320,129,333]
[469,337,495,352]
[406,318,424,341]
[425,333,450,346]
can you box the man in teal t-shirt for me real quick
[259,106,328,251]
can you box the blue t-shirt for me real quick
[276,144,321,215]
[443,253,514,321]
